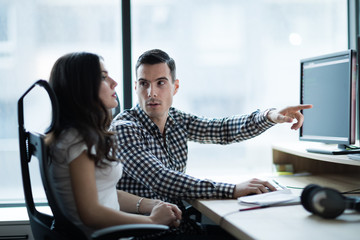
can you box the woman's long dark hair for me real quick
[49,52,117,166]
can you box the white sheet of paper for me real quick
[238,189,300,205]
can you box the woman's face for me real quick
[99,61,118,109]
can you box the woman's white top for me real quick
[49,129,122,237]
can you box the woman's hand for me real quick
[149,202,182,227]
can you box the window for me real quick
[0,0,348,205]
[0,0,122,205]
[131,0,347,179]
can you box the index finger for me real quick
[288,104,313,112]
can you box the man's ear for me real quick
[173,79,179,95]
[134,81,137,91]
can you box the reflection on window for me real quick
[131,0,347,179]
[0,0,121,204]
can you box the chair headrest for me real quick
[18,79,59,134]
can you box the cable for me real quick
[286,186,304,190]
[345,145,360,150]
[286,186,360,194]
[341,187,360,194]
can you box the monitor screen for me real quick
[299,50,357,154]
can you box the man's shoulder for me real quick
[111,118,138,128]
[169,107,190,119]
[169,107,199,124]
[114,107,139,120]
[111,109,141,129]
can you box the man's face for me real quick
[135,63,179,124]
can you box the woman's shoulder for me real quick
[57,128,83,146]
[51,128,87,162]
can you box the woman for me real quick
[47,52,181,238]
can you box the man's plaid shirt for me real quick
[110,104,275,235]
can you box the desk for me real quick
[188,142,360,240]
[189,175,360,240]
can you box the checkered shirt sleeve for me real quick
[175,108,275,144]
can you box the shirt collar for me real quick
[134,104,176,134]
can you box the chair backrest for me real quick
[18,80,87,240]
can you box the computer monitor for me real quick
[299,50,359,155]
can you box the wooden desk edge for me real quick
[187,199,254,240]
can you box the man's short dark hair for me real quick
[135,49,176,82]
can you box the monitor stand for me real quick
[306,144,360,155]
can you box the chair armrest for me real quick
[184,205,202,223]
[91,224,169,240]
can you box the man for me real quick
[111,49,312,238]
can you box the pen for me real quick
[239,205,270,211]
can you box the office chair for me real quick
[18,80,168,240]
